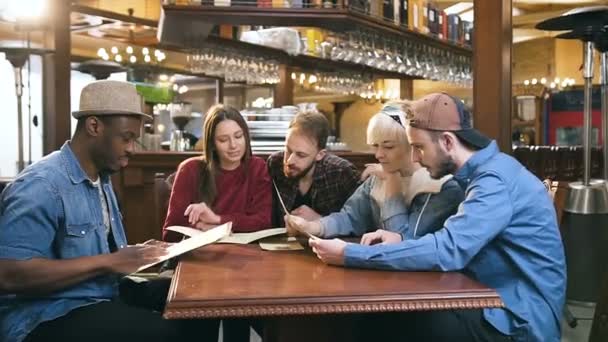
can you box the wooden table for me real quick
[165,244,503,341]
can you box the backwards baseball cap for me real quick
[405,92,491,149]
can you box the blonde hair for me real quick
[366,101,410,146]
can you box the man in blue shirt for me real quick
[0,80,218,342]
[307,92,566,341]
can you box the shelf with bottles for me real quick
[161,0,473,56]
[174,22,473,84]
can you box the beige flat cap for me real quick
[72,80,152,121]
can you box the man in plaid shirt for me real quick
[267,111,360,227]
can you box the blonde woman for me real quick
[286,102,463,242]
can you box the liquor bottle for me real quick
[214,0,230,6]
[463,21,473,46]
[393,0,400,25]
[419,0,427,34]
[219,25,233,38]
[349,0,368,14]
[308,0,322,8]
[258,0,272,7]
[408,0,417,30]
[323,0,336,8]
[439,10,447,39]
[370,0,382,18]
[383,0,393,23]
[448,14,460,42]
[400,0,408,27]
[427,3,436,35]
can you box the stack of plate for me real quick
[242,106,298,153]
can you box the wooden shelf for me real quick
[71,4,421,80]
[161,5,473,56]
[512,119,536,128]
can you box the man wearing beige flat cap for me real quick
[0,80,218,342]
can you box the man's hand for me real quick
[184,202,220,226]
[291,205,321,221]
[360,229,403,246]
[105,245,168,275]
[285,214,322,237]
[309,238,348,266]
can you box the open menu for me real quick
[136,222,231,272]
[165,225,287,244]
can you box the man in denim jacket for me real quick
[0,81,217,342]
[309,93,566,342]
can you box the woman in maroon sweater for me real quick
[162,104,272,242]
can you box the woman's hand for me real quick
[184,202,220,226]
[360,163,384,181]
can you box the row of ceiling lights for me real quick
[523,77,576,89]
[96,46,167,64]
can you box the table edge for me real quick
[163,296,504,319]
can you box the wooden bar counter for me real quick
[112,151,376,244]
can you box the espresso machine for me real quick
[537,6,608,306]
[169,102,193,151]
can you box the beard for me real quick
[427,149,458,180]
[283,160,315,180]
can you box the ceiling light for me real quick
[97,48,107,58]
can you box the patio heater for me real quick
[536,6,608,305]
[0,46,52,173]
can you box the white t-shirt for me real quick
[92,177,110,236]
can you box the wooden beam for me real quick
[43,0,71,154]
[215,79,224,104]
[473,0,512,153]
[274,65,293,107]
[400,79,413,100]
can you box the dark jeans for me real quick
[357,309,513,342]
[25,277,219,342]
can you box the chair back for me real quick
[153,172,176,237]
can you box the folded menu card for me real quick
[165,225,287,245]
[259,236,304,251]
[136,222,231,272]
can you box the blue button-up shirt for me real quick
[345,141,566,342]
[0,142,128,342]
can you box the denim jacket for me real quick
[344,141,566,342]
[320,169,464,239]
[0,142,128,342]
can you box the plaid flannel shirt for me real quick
[267,151,361,227]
